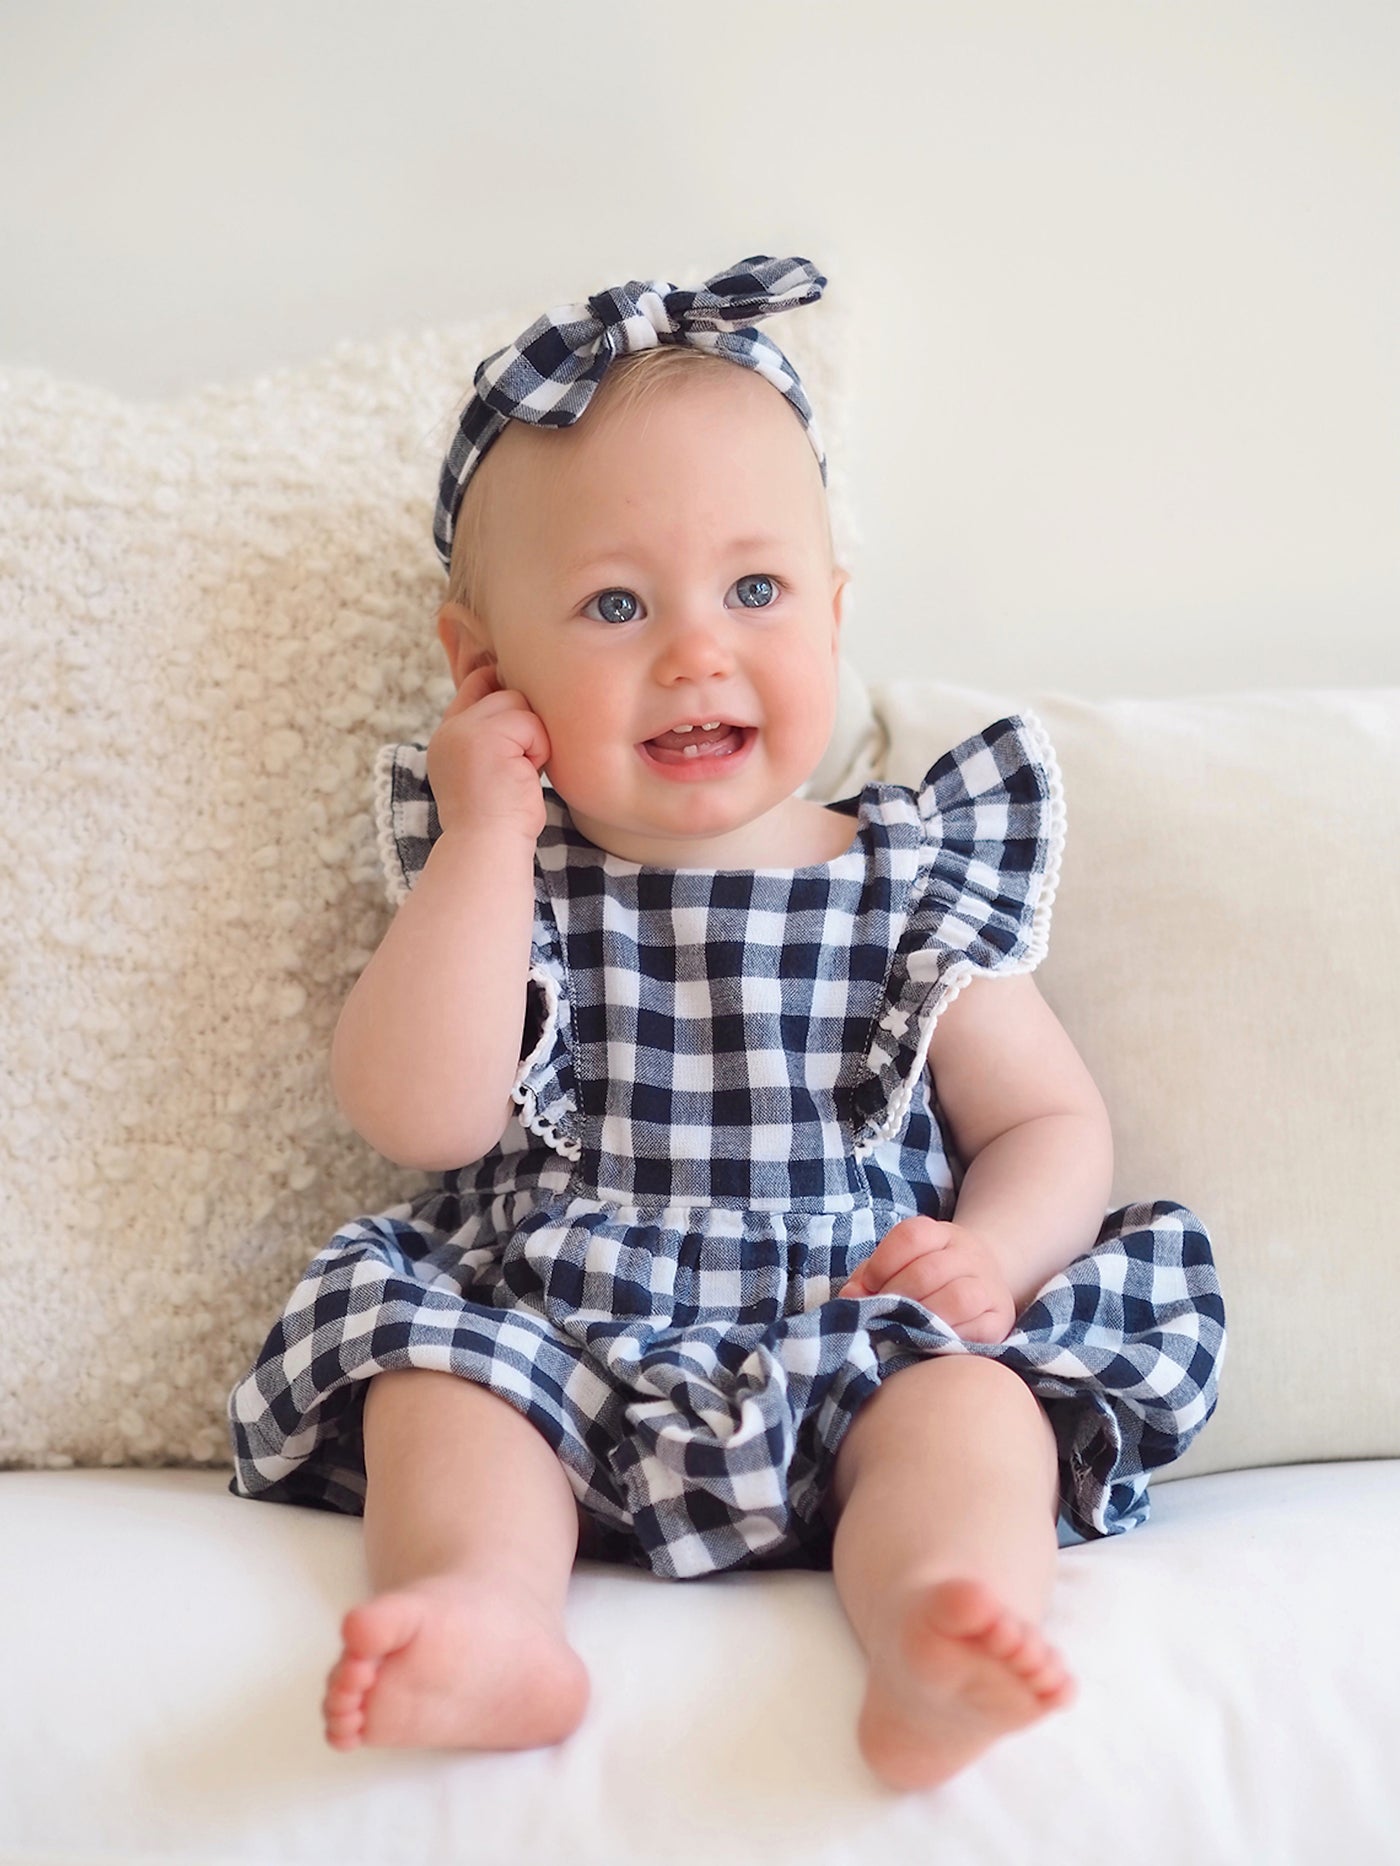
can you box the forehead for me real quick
[490,364,822,531]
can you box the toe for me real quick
[1034,1656,1076,1704]
[325,1705,366,1748]
[978,1609,1033,1664]
[341,1592,425,1664]
[912,1579,1077,1707]
[327,1654,378,1695]
[1003,1621,1054,1672]
[1031,1667,1076,1711]
[1009,1630,1064,1684]
[919,1577,1001,1642]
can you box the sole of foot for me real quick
[856,1574,1077,1791]
[321,1573,590,1753]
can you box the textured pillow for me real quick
[868,681,1400,1482]
[0,297,866,1469]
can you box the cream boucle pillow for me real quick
[0,296,867,1470]
[868,681,1400,1483]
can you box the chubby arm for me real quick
[924,971,1114,1316]
[330,657,549,1174]
[329,825,535,1171]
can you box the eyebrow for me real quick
[562,535,789,577]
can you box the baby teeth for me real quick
[683,744,699,757]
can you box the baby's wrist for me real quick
[431,818,539,861]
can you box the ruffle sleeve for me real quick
[369,743,582,1162]
[851,712,1066,1158]
[371,739,440,909]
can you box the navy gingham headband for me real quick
[433,254,828,574]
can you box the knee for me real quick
[828,1355,1054,1518]
[863,1352,1039,1423]
[363,1365,450,1420]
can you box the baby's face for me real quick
[439,364,848,865]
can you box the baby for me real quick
[228,256,1225,1792]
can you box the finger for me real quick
[875,1264,947,1307]
[855,1218,947,1295]
[479,695,552,771]
[439,684,552,764]
[440,661,500,717]
[520,708,551,770]
[872,1263,978,1317]
[917,1280,1015,1346]
[921,1273,998,1326]
[954,1308,1013,1345]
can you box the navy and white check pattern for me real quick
[229,715,1227,1579]
[433,254,828,573]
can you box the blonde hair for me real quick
[445,345,831,619]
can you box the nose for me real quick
[649,604,737,686]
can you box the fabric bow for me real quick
[433,254,828,573]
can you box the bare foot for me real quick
[321,1573,590,1752]
[856,1576,1076,1791]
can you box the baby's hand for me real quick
[427,653,552,843]
[837,1217,1018,1345]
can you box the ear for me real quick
[830,566,850,653]
[437,601,494,687]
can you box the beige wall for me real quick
[2,0,1395,698]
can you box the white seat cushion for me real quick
[2,1461,1396,1863]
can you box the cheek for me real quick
[489,621,556,703]
[780,645,839,721]
[524,676,586,742]
[781,661,839,762]
[530,693,619,785]
[495,653,561,728]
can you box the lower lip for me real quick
[636,727,756,782]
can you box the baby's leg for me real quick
[322,1368,590,1753]
[824,1356,1075,1791]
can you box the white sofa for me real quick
[6,1459,1398,1864]
[3,325,1398,1865]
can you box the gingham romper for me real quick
[228,713,1226,1580]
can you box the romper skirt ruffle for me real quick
[228,1184,1224,1580]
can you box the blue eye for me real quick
[731,574,777,608]
[583,588,641,625]
[581,578,779,622]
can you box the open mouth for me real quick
[645,716,757,768]
[641,723,751,764]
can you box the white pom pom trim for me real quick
[509,964,582,1161]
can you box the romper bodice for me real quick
[372,713,1066,1222]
